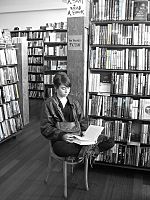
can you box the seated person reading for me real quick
[40,72,114,158]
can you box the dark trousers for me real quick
[52,136,115,157]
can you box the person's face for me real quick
[56,84,70,98]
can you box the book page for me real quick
[72,125,104,145]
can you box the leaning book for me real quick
[72,125,104,145]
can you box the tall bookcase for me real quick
[11,22,67,99]
[88,0,150,169]
[0,41,23,143]
[11,29,44,99]
[43,28,67,99]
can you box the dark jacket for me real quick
[40,94,88,142]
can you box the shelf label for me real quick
[67,0,86,17]
[68,35,82,50]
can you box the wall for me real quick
[0,0,67,30]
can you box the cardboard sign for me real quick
[68,35,82,50]
[67,0,85,17]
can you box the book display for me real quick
[0,30,23,143]
[88,0,150,169]
[11,22,67,99]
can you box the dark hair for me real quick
[53,72,71,88]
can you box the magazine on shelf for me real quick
[71,125,104,145]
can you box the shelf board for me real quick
[90,44,150,48]
[90,68,150,73]
[44,69,67,74]
[88,115,150,123]
[93,161,150,171]
[44,42,67,46]
[91,20,150,25]
[28,71,44,74]
[28,46,43,49]
[28,89,44,91]
[11,29,67,33]
[28,80,44,83]
[0,129,22,144]
[28,63,43,66]
[28,38,43,41]
[28,54,43,57]
[44,55,67,60]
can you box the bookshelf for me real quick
[11,22,67,99]
[0,32,23,143]
[43,27,67,99]
[88,0,150,169]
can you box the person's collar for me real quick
[53,94,74,105]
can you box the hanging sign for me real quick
[68,35,82,50]
[67,0,86,17]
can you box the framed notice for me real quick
[68,35,82,51]
[67,0,86,17]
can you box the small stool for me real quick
[44,141,89,198]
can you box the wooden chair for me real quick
[44,141,89,198]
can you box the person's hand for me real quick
[62,134,74,143]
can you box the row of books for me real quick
[29,82,44,90]
[90,118,150,144]
[44,74,55,84]
[28,40,43,47]
[28,47,43,55]
[88,95,150,120]
[111,72,150,96]
[28,31,44,39]
[91,0,149,21]
[28,74,44,82]
[28,65,43,73]
[3,84,19,103]
[0,49,17,65]
[28,56,43,64]
[90,48,150,70]
[29,90,44,98]
[45,87,53,98]
[91,24,150,45]
[0,100,20,122]
[44,60,67,71]
[0,66,19,86]
[0,115,23,141]
[44,32,67,43]
[96,144,150,167]
[44,45,67,56]
[45,22,67,30]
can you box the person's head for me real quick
[53,72,71,98]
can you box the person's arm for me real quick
[40,101,66,141]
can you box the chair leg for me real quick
[84,155,89,191]
[71,159,74,174]
[63,161,67,198]
[44,155,52,183]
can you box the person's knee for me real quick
[98,137,115,152]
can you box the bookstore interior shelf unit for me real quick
[11,22,67,99]
[43,28,67,99]
[0,42,23,143]
[88,0,150,170]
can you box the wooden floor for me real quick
[0,99,150,200]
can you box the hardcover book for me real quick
[133,0,148,21]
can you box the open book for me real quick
[72,125,104,145]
